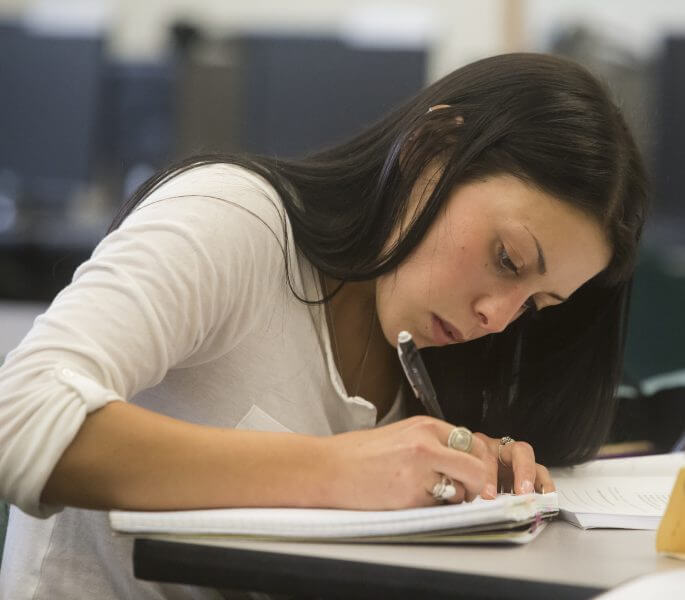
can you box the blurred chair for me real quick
[236,34,427,157]
[0,20,106,301]
[656,36,685,225]
[101,60,176,200]
[173,33,427,159]
[624,249,685,380]
[612,249,685,454]
[0,20,104,209]
[174,37,243,157]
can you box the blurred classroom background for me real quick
[0,0,684,452]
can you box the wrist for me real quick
[297,433,342,509]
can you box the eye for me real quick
[498,245,539,313]
[498,245,519,275]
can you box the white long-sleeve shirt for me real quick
[0,164,405,599]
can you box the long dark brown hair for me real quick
[110,53,649,466]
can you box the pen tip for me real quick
[398,331,412,343]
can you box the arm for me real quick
[41,401,331,510]
[2,166,492,515]
[0,168,290,517]
[41,402,488,511]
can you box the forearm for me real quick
[40,401,331,511]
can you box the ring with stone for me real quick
[431,475,457,501]
[447,426,473,453]
[498,436,516,467]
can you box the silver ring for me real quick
[447,426,473,453]
[431,475,456,501]
[498,436,515,467]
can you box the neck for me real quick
[321,275,401,419]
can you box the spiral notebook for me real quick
[110,492,559,545]
[109,454,685,546]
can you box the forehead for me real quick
[445,174,612,277]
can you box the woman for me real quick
[0,53,648,598]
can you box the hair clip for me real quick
[426,103,452,113]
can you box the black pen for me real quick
[397,330,445,420]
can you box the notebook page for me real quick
[555,476,674,516]
[550,453,685,479]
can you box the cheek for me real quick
[375,259,432,346]
[448,233,489,289]
[373,226,484,342]
[374,270,411,345]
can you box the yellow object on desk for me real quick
[656,467,685,560]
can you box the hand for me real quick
[323,416,489,510]
[472,432,556,500]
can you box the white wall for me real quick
[0,0,513,81]
[7,0,685,68]
[523,0,685,58]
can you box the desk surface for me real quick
[132,522,685,599]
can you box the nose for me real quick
[474,290,527,334]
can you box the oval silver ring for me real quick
[447,426,473,453]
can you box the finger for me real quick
[419,420,489,499]
[439,426,490,500]
[504,442,536,495]
[432,421,489,462]
[433,446,486,500]
[534,464,556,493]
[473,433,498,499]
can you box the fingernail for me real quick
[484,484,497,498]
[521,480,534,494]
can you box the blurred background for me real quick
[0,0,683,451]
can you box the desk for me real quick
[132,522,683,599]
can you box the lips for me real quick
[431,314,465,346]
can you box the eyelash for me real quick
[497,245,538,313]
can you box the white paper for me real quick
[550,454,684,529]
[110,493,557,540]
[555,477,674,516]
[550,453,685,479]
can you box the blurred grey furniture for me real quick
[237,34,426,157]
[174,33,427,159]
[656,36,685,222]
[609,248,685,452]
[0,19,104,209]
[0,20,107,301]
[132,523,683,599]
[624,248,685,381]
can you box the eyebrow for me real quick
[523,226,569,303]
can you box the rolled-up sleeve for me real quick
[0,165,288,517]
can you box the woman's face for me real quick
[375,173,612,349]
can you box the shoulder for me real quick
[131,162,287,235]
[107,163,292,270]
